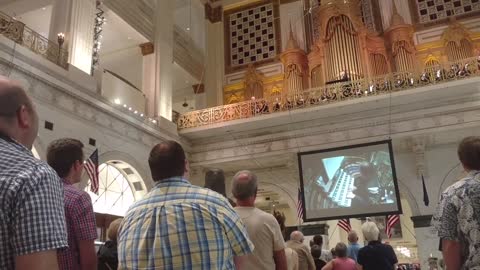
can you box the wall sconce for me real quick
[57,32,65,47]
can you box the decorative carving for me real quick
[205,2,222,23]
[139,42,154,56]
[442,18,473,46]
[281,24,309,96]
[410,136,428,178]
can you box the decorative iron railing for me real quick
[177,57,480,129]
[0,12,68,69]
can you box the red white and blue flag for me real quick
[85,149,99,194]
[338,219,351,232]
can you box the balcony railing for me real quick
[0,11,68,69]
[177,57,480,129]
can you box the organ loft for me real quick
[221,0,480,105]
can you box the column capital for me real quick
[205,2,222,23]
[140,42,154,56]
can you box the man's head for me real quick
[149,141,188,181]
[47,138,84,183]
[290,230,304,243]
[310,244,322,259]
[361,221,380,242]
[334,242,348,258]
[107,218,123,242]
[0,77,38,149]
[313,234,323,247]
[348,230,359,243]
[457,136,480,171]
[231,170,258,204]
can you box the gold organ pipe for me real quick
[338,27,345,79]
[345,27,354,79]
[338,28,348,77]
[334,27,340,79]
[353,37,361,78]
[328,22,334,81]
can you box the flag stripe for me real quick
[85,149,99,194]
[386,214,400,238]
[297,188,304,220]
[337,219,351,232]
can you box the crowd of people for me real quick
[1,76,480,270]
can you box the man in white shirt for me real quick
[232,170,287,270]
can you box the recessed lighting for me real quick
[42,7,46,10]
[127,37,132,40]
[114,98,121,104]
[186,27,190,31]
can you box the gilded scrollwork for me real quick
[0,12,68,69]
[178,56,480,129]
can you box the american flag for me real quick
[297,188,304,220]
[85,149,99,194]
[337,219,351,232]
[386,214,400,238]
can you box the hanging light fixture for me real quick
[182,97,189,107]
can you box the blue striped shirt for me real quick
[118,177,254,270]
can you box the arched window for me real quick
[86,161,146,216]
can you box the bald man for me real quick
[347,230,362,262]
[286,231,315,270]
[0,78,68,270]
[232,170,287,270]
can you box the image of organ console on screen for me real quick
[298,140,402,221]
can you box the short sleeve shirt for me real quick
[357,241,398,270]
[0,136,68,269]
[432,171,480,269]
[58,180,98,270]
[118,177,254,270]
[235,207,285,270]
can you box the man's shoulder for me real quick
[63,184,92,208]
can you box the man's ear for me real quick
[16,105,31,129]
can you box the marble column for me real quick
[378,0,413,30]
[48,0,96,74]
[153,0,174,120]
[411,215,442,270]
[204,3,224,107]
[140,42,155,117]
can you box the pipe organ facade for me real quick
[222,0,480,105]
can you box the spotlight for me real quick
[123,104,127,108]
[114,98,121,105]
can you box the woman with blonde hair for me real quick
[98,218,122,270]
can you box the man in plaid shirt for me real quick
[47,138,98,270]
[0,78,68,269]
[118,141,254,269]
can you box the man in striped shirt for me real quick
[118,141,254,269]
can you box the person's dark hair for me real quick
[204,169,226,196]
[334,242,348,258]
[311,244,322,259]
[149,141,186,181]
[457,136,480,170]
[313,234,323,246]
[47,138,84,178]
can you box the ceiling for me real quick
[100,8,149,55]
